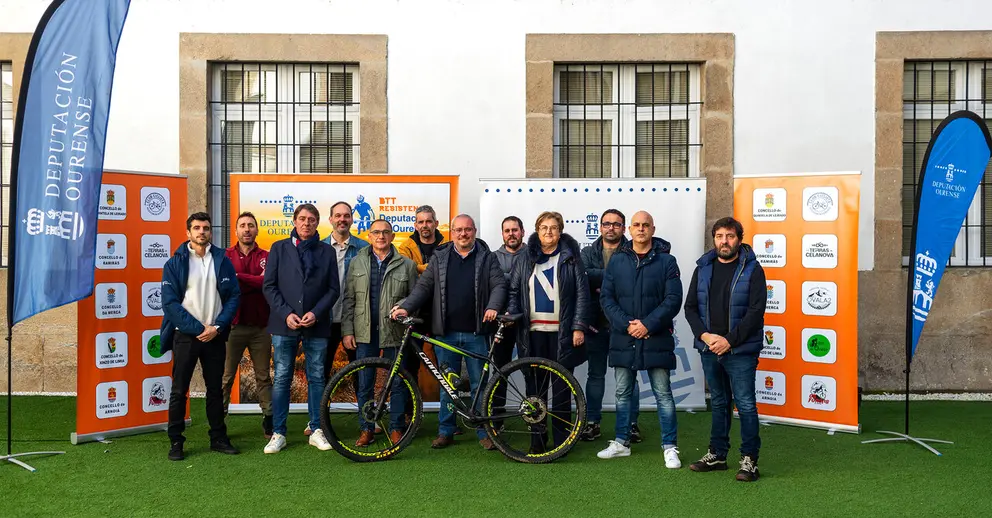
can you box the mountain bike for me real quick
[318,314,586,463]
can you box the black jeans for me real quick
[168,332,228,444]
[489,328,517,423]
[326,321,420,417]
[526,331,572,449]
[323,323,350,381]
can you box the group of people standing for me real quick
[158,200,768,482]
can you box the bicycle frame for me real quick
[369,322,530,426]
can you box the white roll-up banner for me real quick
[478,178,707,410]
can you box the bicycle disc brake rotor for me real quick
[519,396,548,424]
[361,400,386,423]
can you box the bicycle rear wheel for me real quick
[319,357,422,462]
[481,357,586,464]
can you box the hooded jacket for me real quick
[495,243,528,283]
[581,234,629,328]
[398,229,446,274]
[600,237,683,370]
[160,242,241,353]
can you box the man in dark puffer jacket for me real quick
[684,217,766,483]
[597,211,683,469]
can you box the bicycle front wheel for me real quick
[481,357,586,464]
[319,357,423,462]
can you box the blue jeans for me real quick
[271,335,328,436]
[355,343,407,433]
[434,331,488,440]
[615,367,677,447]
[585,329,639,425]
[701,351,761,457]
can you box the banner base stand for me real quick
[1,451,65,473]
[861,430,953,456]
[70,419,187,445]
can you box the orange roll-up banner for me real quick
[733,172,861,433]
[228,174,459,411]
[73,171,189,444]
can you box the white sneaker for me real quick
[596,439,631,459]
[309,428,332,451]
[264,433,286,454]
[664,446,682,469]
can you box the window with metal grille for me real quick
[553,63,701,178]
[903,61,992,266]
[1,62,13,266]
[209,63,360,246]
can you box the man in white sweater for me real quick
[161,212,241,461]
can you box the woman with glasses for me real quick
[507,211,591,454]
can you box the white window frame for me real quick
[903,61,989,265]
[208,63,360,244]
[552,63,701,178]
[209,63,361,178]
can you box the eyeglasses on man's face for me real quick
[601,221,623,229]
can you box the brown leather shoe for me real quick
[355,430,375,447]
[431,435,455,449]
[389,430,404,445]
[479,437,496,451]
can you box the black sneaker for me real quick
[262,415,273,439]
[210,438,240,455]
[579,422,601,442]
[629,423,643,443]
[689,450,728,472]
[736,454,760,482]
[168,441,185,461]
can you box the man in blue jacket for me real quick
[597,211,683,469]
[161,212,241,461]
[262,203,340,454]
[684,217,766,482]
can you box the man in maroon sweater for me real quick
[222,211,273,438]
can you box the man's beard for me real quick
[603,233,621,245]
[717,243,739,259]
[419,228,433,238]
[504,237,519,249]
[239,235,255,246]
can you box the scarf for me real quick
[292,228,321,280]
[536,244,561,265]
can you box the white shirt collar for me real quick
[188,242,212,257]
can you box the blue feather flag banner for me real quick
[9,0,131,324]
[908,111,992,358]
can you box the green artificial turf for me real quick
[1,396,990,517]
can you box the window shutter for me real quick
[558,119,611,178]
[558,70,613,105]
[299,121,354,174]
[635,119,689,178]
[635,68,690,105]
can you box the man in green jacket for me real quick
[341,218,418,447]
